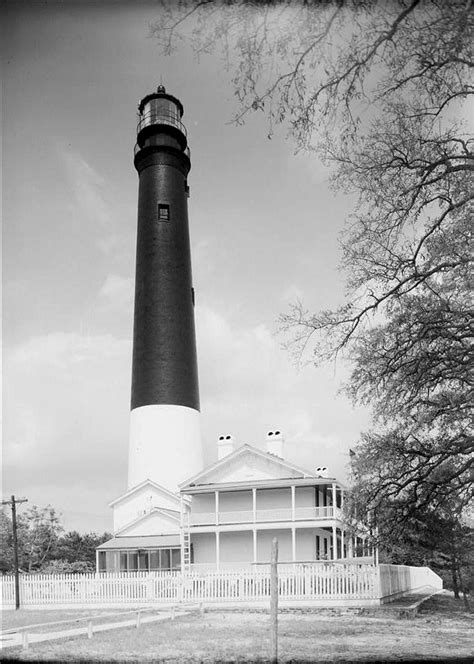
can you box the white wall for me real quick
[295,487,315,508]
[191,494,215,514]
[257,488,292,510]
[257,529,293,562]
[113,484,180,532]
[192,533,217,565]
[295,529,316,560]
[219,490,253,512]
[119,511,179,537]
[220,531,253,563]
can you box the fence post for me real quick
[270,537,278,664]
[87,620,93,639]
[22,632,29,651]
[178,570,184,603]
[136,610,141,629]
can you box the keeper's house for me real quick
[97,432,372,573]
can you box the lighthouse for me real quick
[128,85,203,492]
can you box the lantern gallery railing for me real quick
[189,506,341,526]
[136,111,187,138]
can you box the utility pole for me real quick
[2,495,28,609]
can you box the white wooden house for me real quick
[97,433,372,572]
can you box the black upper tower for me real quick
[131,86,199,412]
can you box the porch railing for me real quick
[189,506,340,526]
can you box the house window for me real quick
[171,549,181,571]
[150,550,160,570]
[98,551,107,572]
[160,549,171,570]
[128,552,138,571]
[115,548,181,572]
[138,550,149,571]
[158,203,170,221]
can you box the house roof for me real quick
[179,443,332,491]
[98,534,180,550]
[108,478,188,508]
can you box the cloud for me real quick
[10,331,130,368]
[60,148,111,228]
[98,274,134,312]
[196,304,370,477]
[3,331,132,504]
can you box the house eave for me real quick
[181,476,344,494]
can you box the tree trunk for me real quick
[450,542,460,599]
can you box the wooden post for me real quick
[87,620,93,639]
[270,537,278,664]
[136,610,141,629]
[22,631,29,651]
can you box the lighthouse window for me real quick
[158,204,170,221]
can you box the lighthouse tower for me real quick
[128,85,203,492]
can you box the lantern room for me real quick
[135,84,188,153]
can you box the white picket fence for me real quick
[1,563,442,608]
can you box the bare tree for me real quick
[152,1,473,523]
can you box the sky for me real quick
[2,1,371,533]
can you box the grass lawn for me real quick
[2,593,473,662]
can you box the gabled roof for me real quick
[109,478,188,508]
[179,443,316,490]
[115,506,180,536]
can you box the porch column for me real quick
[331,483,337,516]
[291,485,295,521]
[252,488,257,523]
[332,525,337,560]
[215,490,219,526]
[216,531,220,570]
[292,527,296,562]
[348,536,353,559]
[341,527,345,559]
[253,529,257,564]
[95,549,100,573]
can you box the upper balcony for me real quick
[136,110,187,139]
[189,506,342,527]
